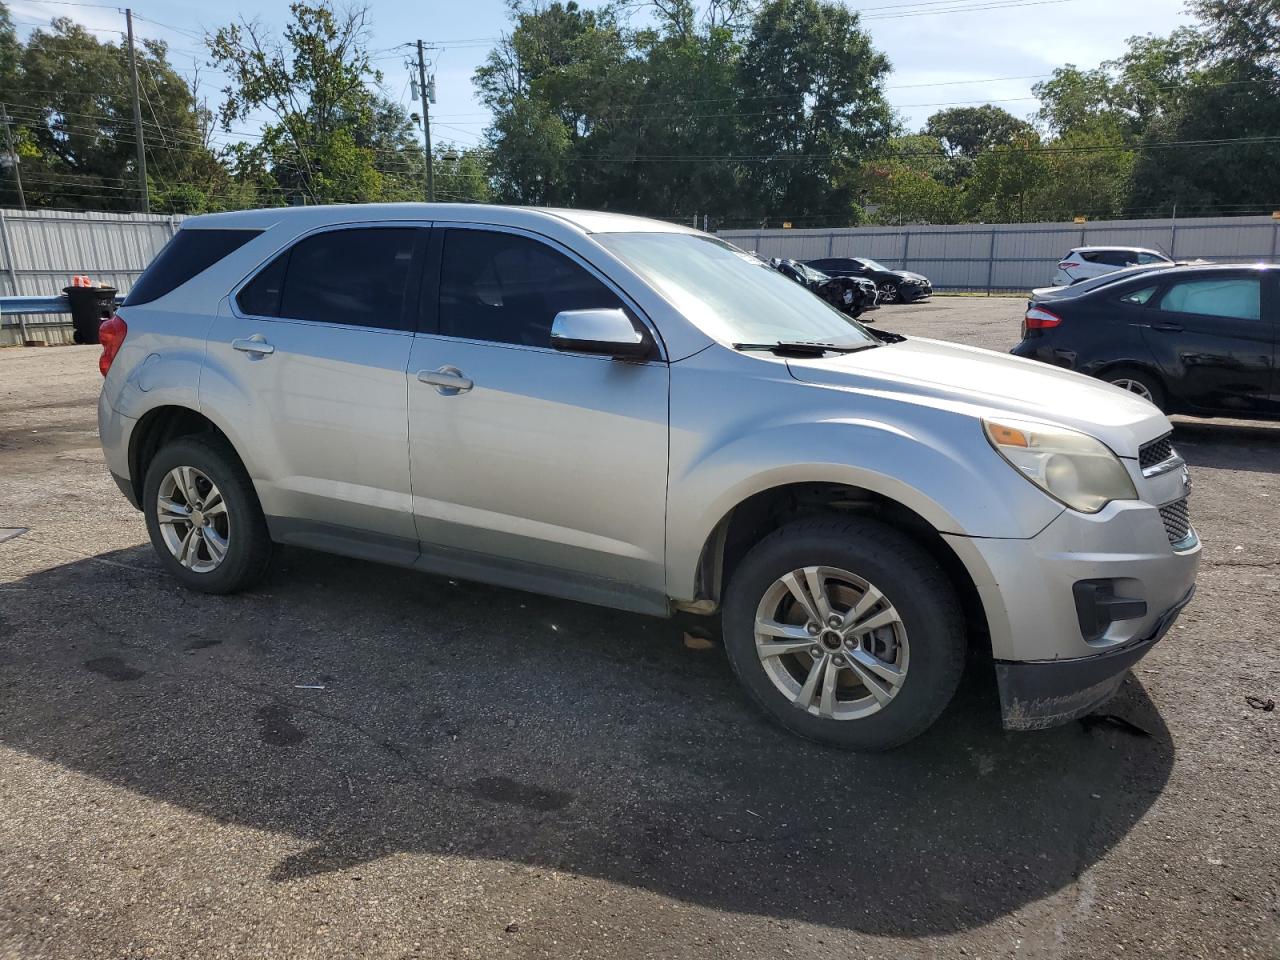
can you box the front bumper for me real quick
[995,585,1194,730]
[943,497,1200,730]
[899,282,932,301]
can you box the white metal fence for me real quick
[0,207,181,345]
[719,215,1280,294]
[4,209,1279,345]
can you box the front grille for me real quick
[1159,498,1191,544]
[1140,434,1175,470]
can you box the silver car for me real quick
[97,204,1200,750]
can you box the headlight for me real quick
[983,417,1137,514]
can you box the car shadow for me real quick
[0,545,1174,938]
[1171,418,1280,475]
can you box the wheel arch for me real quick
[684,481,992,653]
[128,405,238,505]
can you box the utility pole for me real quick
[416,40,435,203]
[0,106,25,211]
[124,8,149,213]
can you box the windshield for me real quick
[857,258,890,272]
[597,233,877,347]
[793,262,829,282]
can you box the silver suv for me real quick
[97,205,1200,750]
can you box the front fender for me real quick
[665,351,1064,600]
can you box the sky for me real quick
[8,0,1195,152]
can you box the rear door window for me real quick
[437,229,625,347]
[1118,286,1158,305]
[1158,277,1260,321]
[237,228,419,330]
[124,228,260,305]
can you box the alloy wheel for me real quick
[753,565,909,720]
[878,282,898,304]
[1110,378,1154,402]
[156,466,230,573]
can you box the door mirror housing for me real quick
[550,308,652,359]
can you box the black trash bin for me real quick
[64,284,118,345]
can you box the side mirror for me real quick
[550,308,652,360]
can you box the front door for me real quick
[204,225,425,556]
[1140,272,1277,416]
[406,226,670,611]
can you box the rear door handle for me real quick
[417,365,473,395]
[232,335,275,356]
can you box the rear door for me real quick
[204,224,426,555]
[405,225,670,609]
[1139,271,1277,416]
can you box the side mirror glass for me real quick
[550,308,652,359]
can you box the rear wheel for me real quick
[143,435,272,593]
[722,517,965,751]
[1102,367,1165,411]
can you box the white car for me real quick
[1052,246,1172,286]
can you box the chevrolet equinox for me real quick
[97,204,1200,750]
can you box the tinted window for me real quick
[279,228,417,329]
[125,228,260,306]
[1121,285,1162,304]
[1119,286,1157,305]
[439,230,624,346]
[1159,277,1260,320]
[1082,250,1132,267]
[1136,252,1167,264]
[237,253,287,317]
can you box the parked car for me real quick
[1029,262,1179,306]
[98,205,1199,751]
[770,258,880,318]
[804,257,933,303]
[1013,262,1277,418]
[1051,246,1173,286]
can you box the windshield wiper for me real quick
[733,340,881,357]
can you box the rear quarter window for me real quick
[124,229,261,306]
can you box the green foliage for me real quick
[925,105,1030,159]
[434,143,494,203]
[476,0,893,225]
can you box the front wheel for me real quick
[877,282,899,304]
[722,516,965,751]
[142,434,273,594]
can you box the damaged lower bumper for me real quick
[995,586,1195,730]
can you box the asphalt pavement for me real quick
[1,298,1276,959]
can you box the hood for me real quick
[785,337,1169,458]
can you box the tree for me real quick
[433,143,493,203]
[476,0,893,224]
[735,0,892,222]
[925,105,1031,159]
[209,2,423,204]
[12,17,219,211]
[965,131,1049,222]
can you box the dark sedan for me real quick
[805,257,933,303]
[770,259,880,318]
[1011,263,1278,419]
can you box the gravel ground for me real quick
[1,298,1277,960]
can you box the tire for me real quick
[142,434,273,594]
[877,282,899,304]
[1101,366,1165,411]
[722,516,965,751]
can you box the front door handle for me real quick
[1151,321,1183,332]
[232,335,275,356]
[417,365,473,395]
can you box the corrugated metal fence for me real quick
[0,207,182,345]
[719,215,1280,294]
[4,208,1279,344]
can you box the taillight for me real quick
[1024,306,1062,330]
[1058,261,1080,270]
[98,314,127,376]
